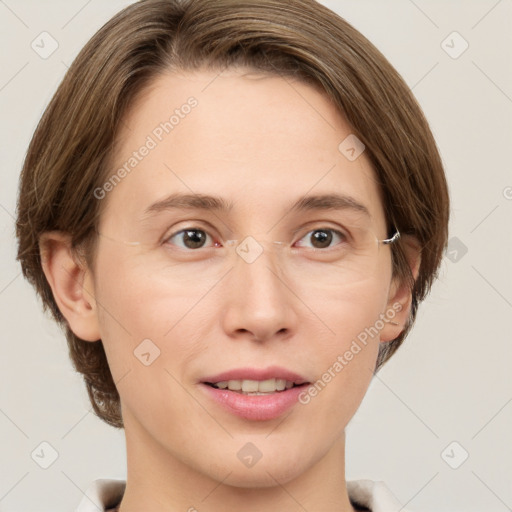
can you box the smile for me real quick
[200,367,311,421]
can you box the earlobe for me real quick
[39,231,101,342]
[380,234,422,343]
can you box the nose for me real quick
[220,238,297,343]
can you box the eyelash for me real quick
[163,225,348,252]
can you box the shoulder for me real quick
[347,479,412,512]
[75,478,125,512]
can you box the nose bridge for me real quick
[228,234,288,295]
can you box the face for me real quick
[89,68,399,487]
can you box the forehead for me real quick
[100,68,386,233]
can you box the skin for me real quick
[40,68,420,512]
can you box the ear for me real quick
[380,234,422,343]
[39,231,100,342]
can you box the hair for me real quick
[16,0,450,429]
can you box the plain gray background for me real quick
[1,1,511,511]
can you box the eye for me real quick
[295,228,347,250]
[165,228,217,250]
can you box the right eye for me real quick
[165,228,218,251]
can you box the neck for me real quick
[118,410,356,512]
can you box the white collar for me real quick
[75,478,408,512]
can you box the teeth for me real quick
[212,378,297,393]
[275,379,286,391]
[241,379,260,392]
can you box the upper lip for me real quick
[201,366,309,385]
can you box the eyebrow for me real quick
[290,194,369,216]
[144,192,370,217]
[144,193,234,215]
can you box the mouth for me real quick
[199,367,311,421]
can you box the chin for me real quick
[201,447,312,489]
[222,464,304,489]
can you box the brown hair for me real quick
[16,0,450,429]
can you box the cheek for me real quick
[91,245,210,379]
[91,247,212,428]
[296,270,392,424]
[94,241,210,330]
[298,260,392,350]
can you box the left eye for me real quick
[295,228,346,250]
[166,228,216,250]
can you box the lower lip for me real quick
[200,383,308,421]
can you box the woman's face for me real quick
[90,67,400,486]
